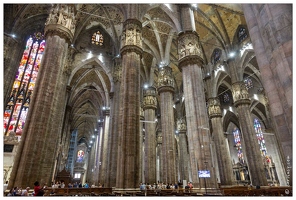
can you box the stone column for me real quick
[178,31,217,189]
[97,120,104,183]
[156,130,162,183]
[208,97,234,185]
[142,86,157,184]
[116,18,143,189]
[59,86,73,171]
[100,108,110,186]
[92,127,100,184]
[8,4,76,189]
[176,118,190,183]
[232,82,268,186]
[139,107,145,183]
[242,4,292,180]
[107,61,122,187]
[157,66,178,184]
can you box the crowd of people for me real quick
[139,181,193,192]
[4,180,103,196]
[4,181,45,196]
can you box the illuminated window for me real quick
[233,127,244,164]
[91,31,103,46]
[244,77,253,90]
[74,173,81,179]
[77,150,84,162]
[4,32,46,136]
[254,118,267,156]
[211,48,221,64]
[223,92,230,103]
[238,27,248,43]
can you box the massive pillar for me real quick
[142,86,157,184]
[139,107,145,183]
[232,82,268,186]
[157,66,178,184]
[156,130,162,183]
[178,30,217,189]
[100,108,110,186]
[116,18,143,189]
[178,5,218,189]
[97,120,104,183]
[208,97,234,185]
[107,61,122,187]
[242,4,292,184]
[176,118,190,183]
[8,4,76,189]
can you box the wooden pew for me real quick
[43,187,113,196]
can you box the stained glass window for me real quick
[223,92,230,103]
[212,48,221,64]
[238,27,248,43]
[4,32,46,136]
[77,150,84,162]
[91,31,103,46]
[254,118,267,156]
[233,127,244,163]
[244,77,253,90]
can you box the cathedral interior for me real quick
[3,3,292,196]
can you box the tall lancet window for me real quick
[238,27,248,43]
[3,32,46,136]
[244,77,253,90]
[254,118,267,156]
[233,127,244,163]
[91,31,103,46]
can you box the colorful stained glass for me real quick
[212,48,221,64]
[77,150,84,162]
[91,31,103,46]
[233,127,244,163]
[223,93,230,103]
[244,77,253,90]
[3,33,46,136]
[238,27,248,43]
[254,118,267,156]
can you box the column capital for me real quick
[177,118,187,132]
[232,82,251,107]
[142,87,157,110]
[120,19,143,55]
[157,66,175,94]
[178,31,204,70]
[44,4,76,44]
[207,97,222,118]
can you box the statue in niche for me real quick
[127,28,134,45]
[241,84,249,99]
[177,118,186,131]
[188,42,195,55]
[136,29,141,45]
[180,44,186,58]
